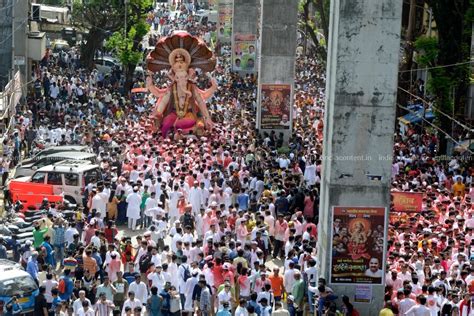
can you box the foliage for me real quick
[105,21,150,68]
[414,36,439,67]
[71,0,126,68]
[419,0,472,153]
[298,0,329,63]
[105,0,152,92]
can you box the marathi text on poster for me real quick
[217,0,233,43]
[260,84,291,130]
[391,192,423,212]
[232,33,257,72]
[330,206,386,284]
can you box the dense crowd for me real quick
[1,2,473,316]
[0,3,327,316]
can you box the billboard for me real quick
[217,0,233,43]
[391,192,423,212]
[330,206,386,284]
[232,33,257,72]
[260,84,291,130]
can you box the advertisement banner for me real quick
[232,33,257,72]
[260,84,291,130]
[330,206,386,284]
[217,0,233,43]
[391,192,423,212]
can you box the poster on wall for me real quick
[217,0,233,43]
[391,192,423,212]
[260,84,291,130]
[232,33,257,72]
[330,206,386,284]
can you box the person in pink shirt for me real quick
[273,215,288,259]
[106,253,122,282]
[236,219,249,243]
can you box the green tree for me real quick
[415,0,472,153]
[298,0,329,63]
[105,0,152,92]
[71,0,126,69]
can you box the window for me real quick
[46,172,63,185]
[84,168,100,184]
[35,158,53,169]
[0,276,38,296]
[31,172,46,184]
[104,60,115,68]
[64,173,79,186]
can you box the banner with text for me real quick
[217,0,233,43]
[232,33,257,72]
[391,192,423,212]
[330,206,386,284]
[260,84,291,130]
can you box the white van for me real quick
[14,151,98,178]
[193,10,218,25]
[21,160,101,205]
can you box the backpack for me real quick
[139,253,152,273]
[58,278,66,294]
[351,309,360,316]
[182,265,191,282]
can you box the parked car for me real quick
[0,261,39,313]
[14,160,101,205]
[14,151,98,178]
[94,56,121,74]
[193,10,218,25]
[26,145,89,162]
[51,39,70,58]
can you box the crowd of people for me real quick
[1,1,473,316]
[0,3,327,316]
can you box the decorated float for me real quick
[146,31,218,136]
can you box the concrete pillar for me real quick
[231,0,258,74]
[256,0,298,139]
[318,0,402,314]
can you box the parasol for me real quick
[147,30,216,73]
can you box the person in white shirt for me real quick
[76,300,95,316]
[126,187,142,230]
[73,291,91,315]
[122,291,142,316]
[42,273,58,304]
[144,192,158,227]
[283,262,297,295]
[404,295,431,316]
[128,275,148,307]
[364,258,383,278]
[147,265,166,293]
[217,282,233,310]
[90,188,109,219]
[399,289,416,316]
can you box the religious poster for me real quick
[232,33,257,72]
[391,192,423,212]
[260,84,291,130]
[217,0,233,43]
[330,206,386,284]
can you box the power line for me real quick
[0,19,28,46]
[398,87,474,132]
[397,103,474,155]
[398,60,473,73]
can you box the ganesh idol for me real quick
[145,31,218,136]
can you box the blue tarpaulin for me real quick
[398,103,435,125]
